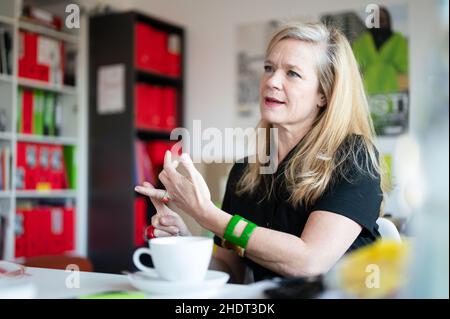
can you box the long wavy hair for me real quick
[236,22,388,211]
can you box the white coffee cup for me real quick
[132,236,213,283]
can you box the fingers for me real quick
[179,153,197,182]
[134,182,165,210]
[151,214,180,236]
[142,181,170,201]
[153,229,176,237]
[142,181,152,188]
[163,150,180,179]
[158,171,170,190]
[135,185,166,200]
[155,225,180,235]
[159,215,180,228]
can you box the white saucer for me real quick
[128,269,230,297]
[0,261,27,277]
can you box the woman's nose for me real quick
[265,70,283,90]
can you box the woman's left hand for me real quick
[158,151,213,223]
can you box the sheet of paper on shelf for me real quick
[37,36,63,85]
[97,64,125,115]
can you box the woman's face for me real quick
[259,38,326,129]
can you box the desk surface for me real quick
[2,267,279,299]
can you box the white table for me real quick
[1,267,279,299]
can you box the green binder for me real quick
[63,145,77,189]
[33,90,44,135]
[17,88,23,133]
[43,92,55,136]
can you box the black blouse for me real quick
[214,136,383,281]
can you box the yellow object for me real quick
[36,183,52,191]
[331,240,410,298]
[78,291,146,299]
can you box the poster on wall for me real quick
[321,5,409,136]
[236,16,314,122]
[236,20,280,118]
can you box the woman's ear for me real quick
[317,94,327,108]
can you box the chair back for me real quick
[376,217,402,242]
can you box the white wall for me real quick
[86,0,445,217]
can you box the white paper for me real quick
[37,36,62,84]
[37,36,60,66]
[97,64,125,115]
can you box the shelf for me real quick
[0,131,12,140]
[0,73,13,83]
[0,191,12,198]
[18,77,77,95]
[136,129,172,140]
[15,190,77,199]
[136,70,182,87]
[89,11,185,273]
[19,18,79,45]
[0,15,15,26]
[0,0,87,262]
[135,12,183,34]
[16,134,78,146]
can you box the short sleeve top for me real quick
[214,135,383,281]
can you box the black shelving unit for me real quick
[88,11,184,273]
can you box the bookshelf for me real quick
[0,0,87,262]
[88,11,184,273]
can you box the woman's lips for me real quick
[264,97,286,108]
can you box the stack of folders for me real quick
[17,88,62,136]
[135,23,181,77]
[18,30,64,85]
[15,203,75,258]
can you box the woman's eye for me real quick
[264,65,273,73]
[288,70,301,78]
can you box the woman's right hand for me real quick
[136,182,191,237]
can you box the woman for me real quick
[135,22,386,283]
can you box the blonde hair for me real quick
[236,21,388,211]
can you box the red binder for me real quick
[18,31,28,78]
[36,144,51,190]
[155,30,168,74]
[15,209,26,258]
[63,206,75,252]
[24,208,42,257]
[16,142,38,189]
[147,141,165,168]
[49,207,64,254]
[163,88,177,130]
[28,33,38,80]
[16,142,26,190]
[167,52,181,77]
[147,140,182,178]
[22,89,34,134]
[135,23,151,70]
[135,83,147,129]
[148,85,163,129]
[49,145,67,189]
[37,62,50,82]
[167,34,181,77]
[39,207,52,255]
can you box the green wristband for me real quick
[224,215,257,249]
[224,215,241,240]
